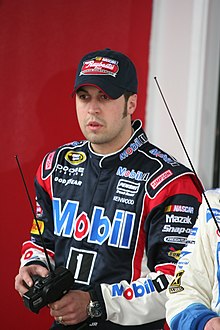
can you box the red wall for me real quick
[0,1,152,328]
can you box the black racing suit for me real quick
[20,120,202,329]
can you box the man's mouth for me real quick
[87,121,103,131]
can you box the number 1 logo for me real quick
[66,247,97,285]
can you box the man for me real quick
[166,188,220,330]
[15,48,202,329]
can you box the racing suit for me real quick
[166,188,220,330]
[20,120,202,329]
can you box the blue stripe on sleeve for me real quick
[170,303,219,330]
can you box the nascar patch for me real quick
[65,151,86,165]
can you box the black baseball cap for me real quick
[73,48,138,99]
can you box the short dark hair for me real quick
[124,91,135,103]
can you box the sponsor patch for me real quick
[189,227,198,236]
[116,179,140,197]
[150,170,173,189]
[168,248,181,261]
[56,164,84,176]
[165,214,192,224]
[119,134,148,160]
[113,196,134,205]
[67,247,97,285]
[45,151,55,170]
[112,280,155,300]
[80,57,119,77]
[179,250,191,259]
[162,224,191,235]
[169,270,185,294]
[31,219,44,235]
[54,177,82,186]
[65,151,86,165]
[165,204,194,214]
[53,198,135,249]
[36,202,43,218]
[149,148,179,166]
[206,208,220,223]
[177,259,190,269]
[164,236,187,244]
[116,166,149,181]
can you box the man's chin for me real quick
[85,132,106,144]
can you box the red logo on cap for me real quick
[80,57,119,77]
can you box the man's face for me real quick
[75,86,137,154]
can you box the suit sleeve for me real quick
[166,189,220,329]
[20,160,55,269]
[95,175,202,326]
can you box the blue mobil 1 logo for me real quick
[53,198,136,249]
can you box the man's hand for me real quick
[204,317,220,330]
[15,264,49,296]
[49,290,90,326]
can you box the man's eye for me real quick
[100,94,110,100]
[78,94,89,100]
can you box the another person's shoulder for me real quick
[201,188,220,222]
[196,188,220,240]
[205,188,220,201]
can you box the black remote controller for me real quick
[23,266,74,313]
[15,156,74,314]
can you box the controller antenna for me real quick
[154,77,220,232]
[15,155,53,273]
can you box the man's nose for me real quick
[87,99,100,114]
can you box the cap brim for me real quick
[73,76,125,99]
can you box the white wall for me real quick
[146,0,220,189]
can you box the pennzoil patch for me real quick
[31,219,44,235]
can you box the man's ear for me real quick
[127,94,137,115]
